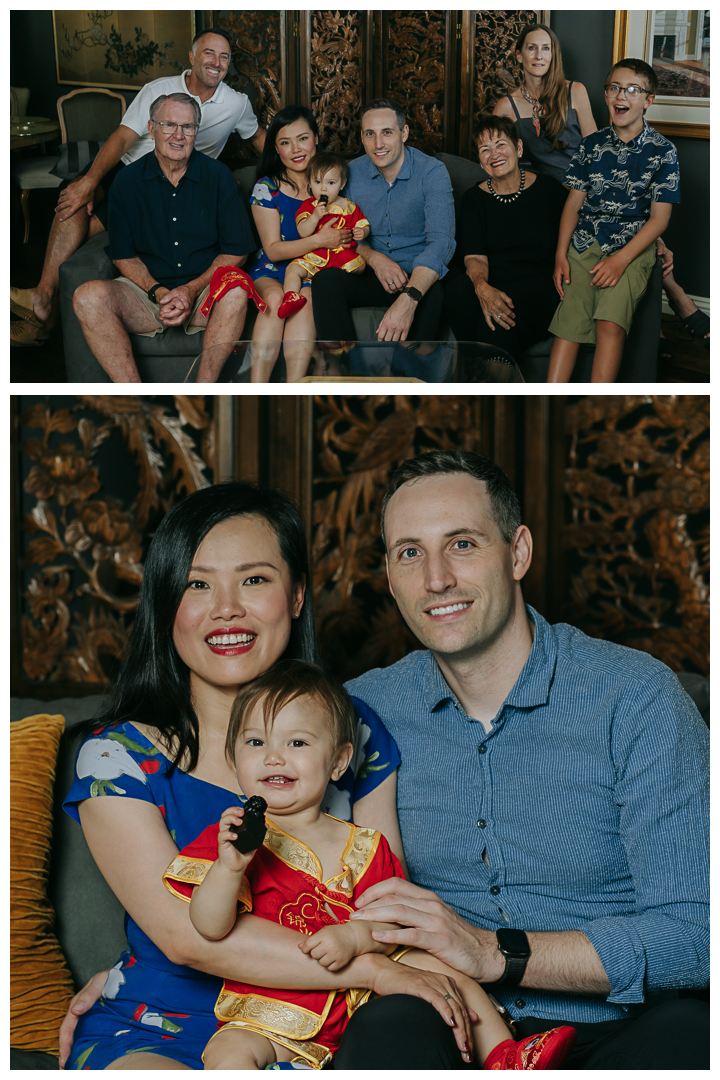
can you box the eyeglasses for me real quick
[152,121,198,136]
[604,84,649,99]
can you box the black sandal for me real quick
[670,305,710,339]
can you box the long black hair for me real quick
[75,481,319,772]
[255,105,320,195]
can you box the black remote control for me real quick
[230,795,268,853]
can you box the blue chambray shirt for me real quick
[346,606,709,1024]
[563,121,680,255]
[345,146,455,279]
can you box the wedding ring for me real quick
[444,993,453,1002]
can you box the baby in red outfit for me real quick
[278,152,370,319]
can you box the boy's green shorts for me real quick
[549,241,656,344]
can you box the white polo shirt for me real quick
[120,70,258,165]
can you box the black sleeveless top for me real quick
[508,82,583,185]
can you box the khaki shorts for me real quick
[115,277,211,337]
[549,241,656,344]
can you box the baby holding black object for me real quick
[164,660,576,1070]
[277,153,370,319]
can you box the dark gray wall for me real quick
[550,8,709,296]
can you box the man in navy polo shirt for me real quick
[73,92,256,382]
[338,449,709,1070]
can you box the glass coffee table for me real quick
[184,340,525,383]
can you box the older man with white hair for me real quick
[11,26,264,345]
[72,92,256,382]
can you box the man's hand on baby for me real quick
[299,922,371,970]
[217,806,256,874]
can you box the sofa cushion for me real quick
[11,714,75,1054]
[11,697,128,989]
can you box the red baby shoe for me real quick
[484,1025,576,1070]
[278,291,307,319]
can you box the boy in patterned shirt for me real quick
[278,152,370,319]
[547,58,680,382]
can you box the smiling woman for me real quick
[58,480,413,1070]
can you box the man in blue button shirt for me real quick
[340,449,708,1070]
[312,99,455,343]
[73,92,256,382]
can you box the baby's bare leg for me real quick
[283,263,307,295]
[398,949,512,1066]
[202,1026,293,1070]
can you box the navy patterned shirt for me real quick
[346,606,709,1025]
[562,122,680,255]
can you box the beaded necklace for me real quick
[486,169,526,203]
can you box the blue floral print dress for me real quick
[62,699,399,1070]
[246,176,313,287]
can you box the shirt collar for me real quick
[422,605,558,714]
[609,117,651,150]
[365,144,413,182]
[180,69,224,105]
[145,147,201,182]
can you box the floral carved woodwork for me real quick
[220,11,283,126]
[311,11,364,156]
[311,395,487,681]
[473,10,538,120]
[386,11,447,156]
[563,396,709,674]
[17,397,213,687]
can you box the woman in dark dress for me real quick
[444,114,567,360]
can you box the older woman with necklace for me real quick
[443,115,567,362]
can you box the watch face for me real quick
[497,928,530,957]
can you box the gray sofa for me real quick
[59,154,662,383]
[9,672,709,1068]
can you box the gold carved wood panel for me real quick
[310,10,365,156]
[13,397,214,692]
[384,11,450,156]
[219,10,283,126]
[310,395,493,680]
[563,396,709,675]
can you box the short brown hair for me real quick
[607,58,658,96]
[309,151,348,188]
[226,659,356,759]
[474,114,520,151]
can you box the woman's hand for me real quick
[58,969,109,1068]
[315,217,352,249]
[553,255,571,299]
[475,282,516,331]
[368,954,478,1064]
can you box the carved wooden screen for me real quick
[12,395,708,695]
[212,10,541,157]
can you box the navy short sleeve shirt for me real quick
[106,149,255,290]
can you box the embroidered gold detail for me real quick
[264,823,322,879]
[163,855,213,884]
[211,1022,333,1069]
[215,989,336,1041]
[333,825,380,893]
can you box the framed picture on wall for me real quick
[53,11,196,90]
[613,10,709,138]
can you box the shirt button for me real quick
[173,217,177,221]
[174,241,179,246]
[477,819,487,829]
[490,885,501,895]
[515,999,526,1009]
[177,263,182,267]
[479,745,487,754]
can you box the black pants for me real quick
[312,268,445,340]
[333,994,710,1070]
[443,268,555,362]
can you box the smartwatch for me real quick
[147,283,163,303]
[494,928,531,986]
[400,285,422,302]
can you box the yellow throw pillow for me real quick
[11,714,75,1054]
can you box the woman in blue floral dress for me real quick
[246,106,353,381]
[61,481,458,1071]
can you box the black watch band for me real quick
[147,283,163,303]
[400,285,422,302]
[494,928,531,987]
